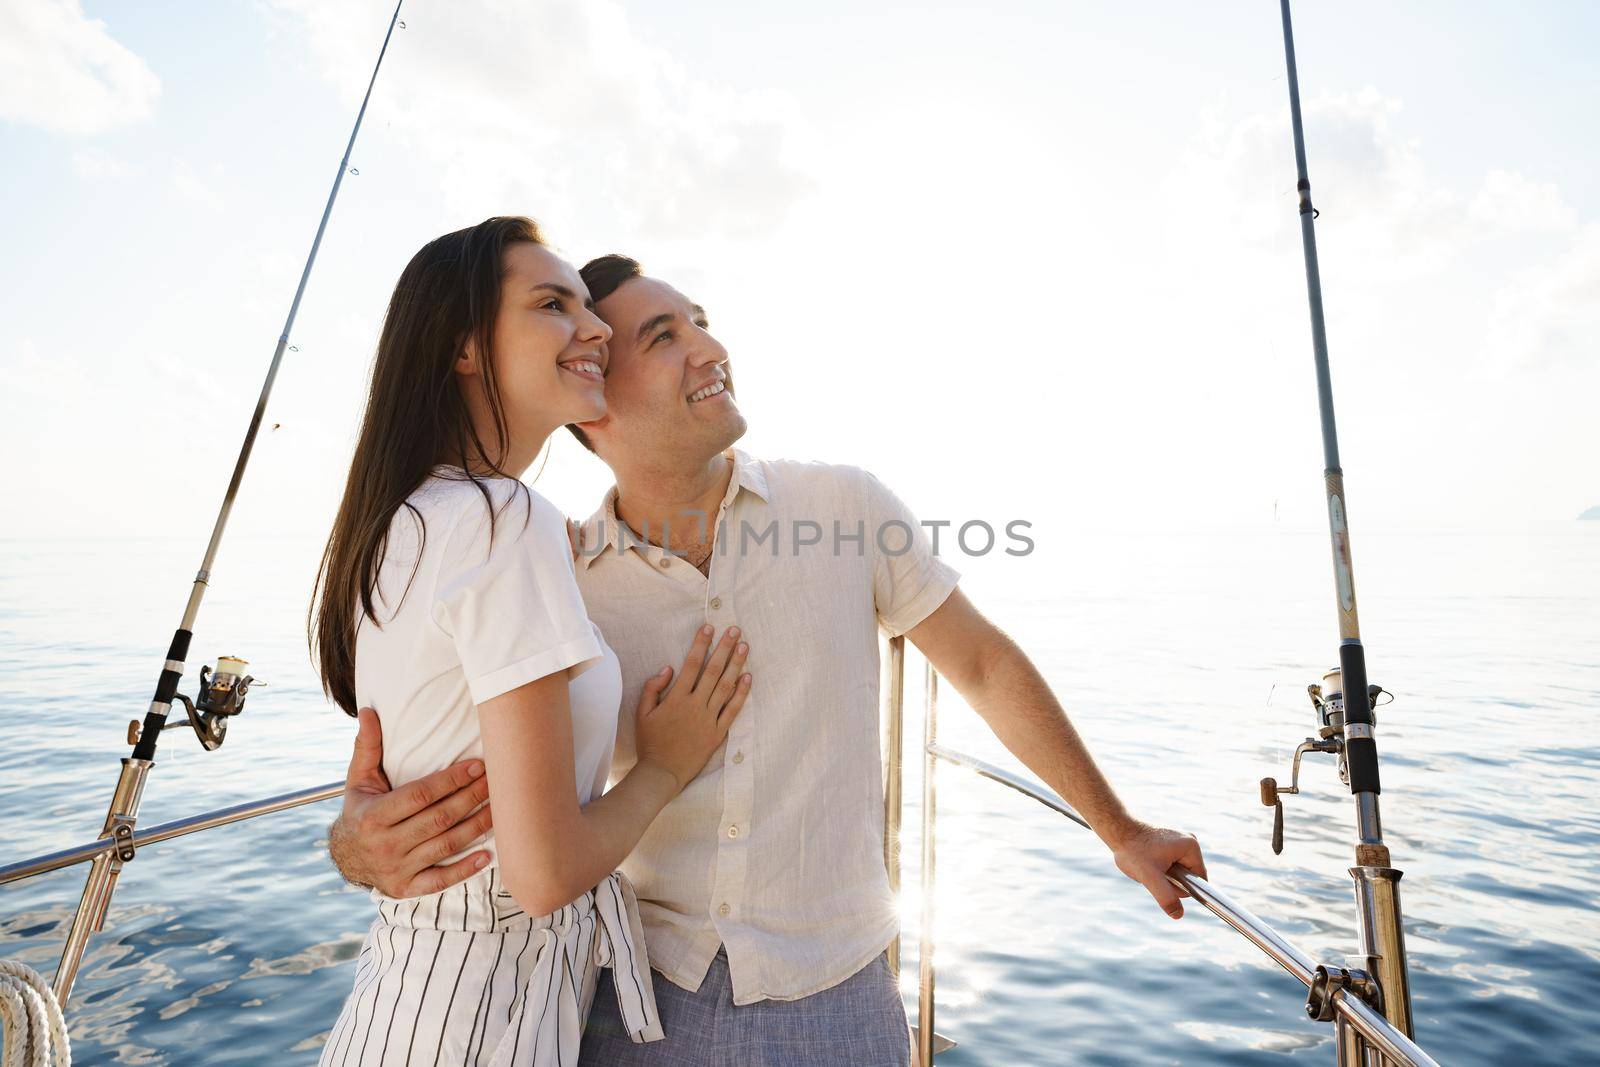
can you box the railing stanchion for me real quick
[883,635,906,975]
[1336,1012,1369,1066]
[917,661,939,1064]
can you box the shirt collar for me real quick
[728,447,770,504]
[577,449,769,569]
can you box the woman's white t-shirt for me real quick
[355,471,622,869]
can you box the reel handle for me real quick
[1260,777,1286,855]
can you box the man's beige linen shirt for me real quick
[574,450,959,1005]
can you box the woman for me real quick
[311,216,751,1066]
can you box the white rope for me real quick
[0,962,69,1067]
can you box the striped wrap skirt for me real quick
[320,869,663,1066]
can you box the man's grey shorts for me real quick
[578,949,911,1067]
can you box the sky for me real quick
[1,0,1597,555]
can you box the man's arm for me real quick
[328,708,495,898]
[905,588,1207,919]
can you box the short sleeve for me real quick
[432,483,602,705]
[860,469,961,637]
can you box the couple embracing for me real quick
[310,216,1205,1066]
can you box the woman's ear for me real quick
[455,336,480,377]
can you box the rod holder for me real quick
[53,757,151,1005]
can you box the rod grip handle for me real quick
[131,628,193,761]
[1339,642,1381,794]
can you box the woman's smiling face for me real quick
[460,242,612,472]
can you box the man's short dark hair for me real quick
[581,253,643,304]
[567,254,643,452]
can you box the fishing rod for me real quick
[49,0,407,1009]
[1256,1,1416,1059]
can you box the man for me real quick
[329,254,1206,1065]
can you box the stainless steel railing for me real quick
[3,639,1437,1066]
[0,779,342,1005]
[882,634,1441,1067]
[0,782,343,889]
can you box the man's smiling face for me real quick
[579,275,747,468]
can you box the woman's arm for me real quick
[480,625,749,916]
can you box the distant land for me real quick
[1581,505,1600,520]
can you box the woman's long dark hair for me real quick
[311,216,545,716]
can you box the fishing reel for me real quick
[1259,667,1390,854]
[127,656,256,752]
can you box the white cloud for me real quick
[1469,169,1574,234]
[0,0,160,135]
[71,146,133,179]
[1178,89,1468,278]
[261,0,813,241]
[171,159,224,210]
[1173,87,1591,370]
[1484,223,1600,372]
[3,337,87,398]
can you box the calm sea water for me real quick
[1,524,1596,1065]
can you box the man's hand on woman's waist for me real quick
[328,707,494,898]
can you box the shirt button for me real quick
[727,825,740,839]
[732,750,744,764]
[709,596,722,609]
[718,903,731,916]
[658,557,671,569]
